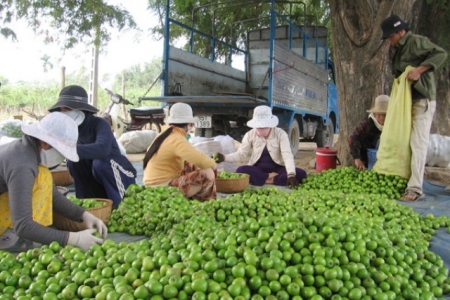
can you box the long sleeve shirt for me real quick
[225,127,297,176]
[393,31,447,100]
[348,118,381,162]
[0,136,85,245]
[76,113,136,176]
[143,127,216,185]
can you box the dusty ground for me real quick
[128,134,450,187]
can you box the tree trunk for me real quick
[328,0,450,165]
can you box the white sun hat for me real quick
[165,102,198,124]
[21,112,79,162]
[247,105,279,128]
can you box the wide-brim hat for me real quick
[21,112,79,162]
[48,85,99,113]
[164,102,198,124]
[381,15,409,39]
[247,105,279,128]
[367,95,390,114]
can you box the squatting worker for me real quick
[48,85,137,209]
[214,105,306,188]
[381,15,447,201]
[348,95,390,170]
[143,102,217,201]
[0,113,107,252]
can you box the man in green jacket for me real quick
[381,15,447,201]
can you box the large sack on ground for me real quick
[118,130,158,154]
[426,134,450,168]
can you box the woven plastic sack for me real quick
[373,66,414,179]
[426,134,450,168]
[118,130,158,154]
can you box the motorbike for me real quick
[102,88,165,138]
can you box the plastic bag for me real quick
[0,120,24,138]
[118,130,158,154]
[373,66,414,179]
[426,134,450,168]
[214,135,238,172]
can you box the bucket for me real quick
[367,149,377,170]
[316,146,340,173]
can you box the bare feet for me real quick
[265,172,278,184]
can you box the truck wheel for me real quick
[314,119,334,148]
[288,119,300,156]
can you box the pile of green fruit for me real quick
[217,171,248,179]
[67,196,107,209]
[0,185,449,299]
[0,121,23,138]
[300,167,408,199]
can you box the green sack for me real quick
[373,66,414,179]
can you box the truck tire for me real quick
[288,119,300,156]
[314,119,334,148]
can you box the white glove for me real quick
[67,229,103,251]
[82,211,108,239]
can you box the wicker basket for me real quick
[51,168,73,186]
[52,198,113,231]
[216,174,250,193]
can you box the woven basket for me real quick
[52,198,113,231]
[51,168,73,186]
[216,174,250,193]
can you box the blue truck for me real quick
[140,0,338,155]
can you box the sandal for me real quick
[399,191,425,202]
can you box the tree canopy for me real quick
[1,0,137,48]
[148,0,330,55]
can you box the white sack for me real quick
[426,134,450,168]
[118,130,158,154]
[214,135,238,172]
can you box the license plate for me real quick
[195,116,212,128]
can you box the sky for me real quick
[0,0,163,87]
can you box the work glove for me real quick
[67,229,103,251]
[212,153,225,163]
[82,211,108,239]
[287,176,299,189]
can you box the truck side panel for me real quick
[272,42,328,115]
[166,46,246,96]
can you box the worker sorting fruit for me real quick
[213,105,306,188]
[0,113,107,252]
[143,102,217,201]
[348,95,390,170]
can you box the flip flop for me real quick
[399,191,425,202]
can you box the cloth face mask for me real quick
[40,148,65,169]
[62,110,85,126]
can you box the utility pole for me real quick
[88,45,99,109]
[88,23,101,109]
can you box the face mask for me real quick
[256,128,271,137]
[62,110,85,125]
[40,148,65,169]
